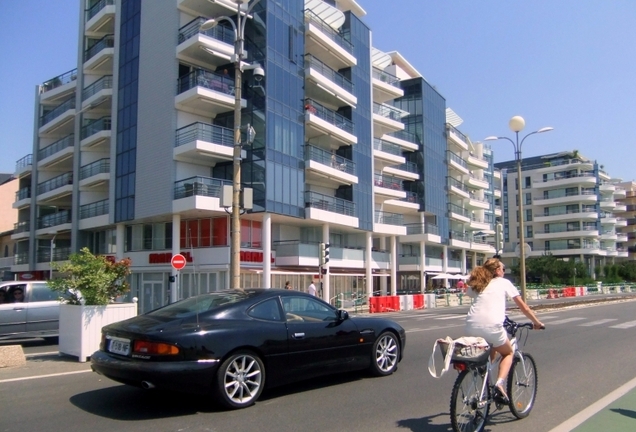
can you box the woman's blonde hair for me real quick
[467,258,502,293]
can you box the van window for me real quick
[30,283,59,302]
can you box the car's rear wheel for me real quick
[215,351,265,409]
[369,331,399,376]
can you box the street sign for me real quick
[171,253,187,270]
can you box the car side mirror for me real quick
[337,309,349,321]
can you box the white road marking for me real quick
[544,317,585,325]
[609,320,636,329]
[434,315,465,320]
[0,369,92,384]
[579,319,618,326]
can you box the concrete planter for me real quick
[59,302,138,362]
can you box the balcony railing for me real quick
[305,144,355,175]
[447,176,469,192]
[15,154,32,171]
[175,122,233,148]
[304,9,353,54]
[374,173,403,190]
[402,191,418,204]
[304,98,353,134]
[80,199,109,219]
[86,0,114,21]
[14,221,30,233]
[375,211,403,226]
[40,69,77,93]
[82,75,113,101]
[37,246,72,263]
[37,172,73,195]
[538,172,596,183]
[373,102,403,121]
[81,117,111,140]
[38,210,71,229]
[84,34,115,62]
[304,191,355,216]
[38,134,74,160]
[405,223,439,236]
[450,230,470,242]
[388,130,419,144]
[395,162,418,174]
[448,202,470,218]
[372,67,400,87]
[447,123,468,143]
[79,158,110,180]
[373,138,402,156]
[447,151,467,169]
[305,54,353,93]
[178,69,235,96]
[178,16,235,45]
[15,187,31,201]
[40,97,75,127]
[15,252,29,265]
[174,176,231,199]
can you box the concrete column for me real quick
[390,236,397,296]
[171,214,180,303]
[461,249,467,274]
[380,237,387,295]
[442,245,449,288]
[262,213,271,288]
[322,224,330,302]
[366,232,373,298]
[115,223,125,260]
[420,240,426,292]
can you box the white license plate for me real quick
[107,337,131,355]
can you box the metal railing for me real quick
[375,210,403,226]
[373,102,403,121]
[448,202,470,218]
[447,176,469,192]
[450,230,470,242]
[15,187,31,202]
[40,97,75,126]
[303,9,353,53]
[38,210,71,229]
[173,176,231,199]
[304,191,355,216]
[304,98,353,133]
[305,144,355,175]
[537,172,596,183]
[14,221,30,233]
[79,158,110,180]
[178,69,235,97]
[373,138,402,156]
[82,75,113,101]
[80,199,109,219]
[372,67,400,87]
[389,130,419,144]
[447,123,468,143]
[84,34,115,62]
[37,172,73,195]
[175,122,234,148]
[395,162,418,174]
[40,69,77,94]
[405,223,439,235]
[16,154,32,171]
[81,117,111,140]
[305,54,353,93]
[38,134,74,160]
[86,0,114,21]
[178,16,234,45]
[37,247,71,263]
[447,151,467,169]
[374,173,403,190]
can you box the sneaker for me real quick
[493,385,510,405]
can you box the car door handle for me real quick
[293,332,305,339]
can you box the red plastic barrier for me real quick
[368,296,378,313]
[413,294,424,309]
[390,296,401,311]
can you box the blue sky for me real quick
[1,1,635,182]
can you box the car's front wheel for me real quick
[215,351,265,409]
[369,331,400,376]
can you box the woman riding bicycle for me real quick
[465,258,544,404]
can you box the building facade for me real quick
[615,181,636,261]
[11,0,499,312]
[495,151,628,279]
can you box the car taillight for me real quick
[453,362,466,372]
[133,340,179,356]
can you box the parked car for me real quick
[0,281,60,341]
[91,288,406,409]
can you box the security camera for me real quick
[253,66,264,82]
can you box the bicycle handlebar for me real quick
[504,316,546,336]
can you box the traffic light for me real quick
[324,243,330,265]
[495,223,504,253]
[319,242,326,266]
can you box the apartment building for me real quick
[615,181,636,261]
[0,174,18,280]
[11,0,499,312]
[495,151,627,278]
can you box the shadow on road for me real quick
[610,408,636,419]
[394,409,518,432]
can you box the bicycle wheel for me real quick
[450,368,490,432]
[507,352,538,419]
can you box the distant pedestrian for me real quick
[308,280,317,296]
[285,281,292,290]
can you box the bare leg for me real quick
[492,339,514,398]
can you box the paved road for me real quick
[2,294,636,431]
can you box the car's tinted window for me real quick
[147,291,251,318]
[248,299,282,321]
[282,296,336,322]
[30,283,59,302]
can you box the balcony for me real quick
[373,102,405,137]
[616,218,628,227]
[533,210,598,223]
[39,97,76,136]
[534,158,594,173]
[36,172,73,205]
[176,69,245,117]
[374,174,406,200]
[177,0,242,21]
[11,221,31,240]
[37,247,72,264]
[85,0,115,36]
[81,75,113,109]
[600,230,618,240]
[15,154,33,178]
[466,153,489,170]
[599,183,616,194]
[600,199,616,211]
[532,191,597,206]
[615,203,627,212]
[83,35,115,74]
[600,214,617,225]
[533,172,597,189]
[614,188,627,199]
[304,99,356,145]
[467,194,490,210]
[381,130,419,152]
[401,223,441,244]
[449,230,471,249]
[447,177,470,199]
[373,138,405,168]
[305,54,356,108]
[80,117,111,149]
[79,158,110,190]
[37,134,74,170]
[305,144,357,187]
[374,211,406,236]
[174,122,236,166]
[384,191,419,213]
[79,199,109,229]
[173,176,231,216]
[304,9,356,70]
[447,151,469,175]
[40,69,77,104]
[13,187,31,209]
[467,174,489,190]
[469,216,491,232]
[384,162,419,181]
[177,17,237,69]
[372,67,403,103]
[304,191,358,228]
[534,227,599,240]
[37,210,72,235]
[448,202,471,223]
[447,123,469,151]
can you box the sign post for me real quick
[171,254,187,302]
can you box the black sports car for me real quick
[91,289,406,409]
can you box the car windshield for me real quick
[147,291,251,319]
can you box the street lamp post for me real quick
[200,0,263,290]
[485,116,553,301]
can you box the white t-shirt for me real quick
[308,283,316,296]
[466,277,520,327]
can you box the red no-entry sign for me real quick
[171,253,187,270]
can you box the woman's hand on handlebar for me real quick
[533,322,545,330]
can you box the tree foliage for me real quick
[47,247,132,305]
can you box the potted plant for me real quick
[48,247,138,362]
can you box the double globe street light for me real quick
[485,116,553,301]
[200,0,263,290]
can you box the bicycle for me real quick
[449,316,542,432]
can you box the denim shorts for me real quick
[464,323,508,347]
